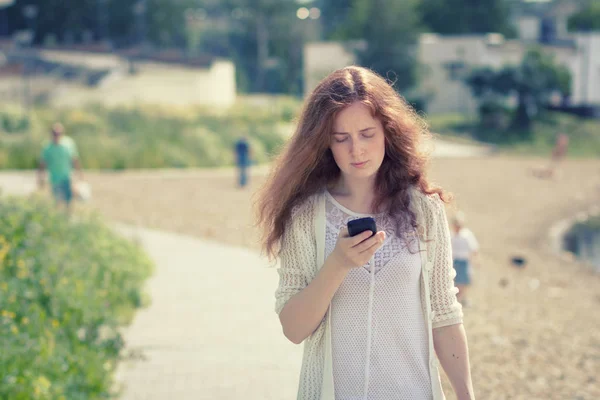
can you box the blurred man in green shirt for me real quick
[37,123,84,213]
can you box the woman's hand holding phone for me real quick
[329,227,386,270]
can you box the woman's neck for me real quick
[329,176,377,214]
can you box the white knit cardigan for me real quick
[275,187,464,400]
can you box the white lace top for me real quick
[325,192,431,400]
[274,188,463,400]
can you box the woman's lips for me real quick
[351,161,369,168]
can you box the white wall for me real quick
[53,58,237,108]
[517,16,541,42]
[419,35,487,114]
[572,34,600,105]
[303,41,363,96]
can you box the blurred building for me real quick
[0,44,237,108]
[510,0,583,44]
[304,3,599,115]
[418,32,599,114]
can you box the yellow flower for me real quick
[51,319,59,328]
[17,259,25,269]
[10,325,18,334]
[33,375,51,397]
[0,282,7,291]
[21,317,29,325]
[0,236,9,262]
[2,310,15,319]
[17,269,28,279]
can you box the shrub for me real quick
[0,196,153,399]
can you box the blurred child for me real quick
[451,211,479,306]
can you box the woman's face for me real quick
[330,102,386,182]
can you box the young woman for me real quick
[256,66,475,400]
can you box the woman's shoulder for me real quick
[290,190,325,220]
[409,186,444,211]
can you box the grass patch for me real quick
[0,98,302,170]
[427,111,600,157]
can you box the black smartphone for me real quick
[347,217,377,237]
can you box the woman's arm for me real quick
[279,256,348,344]
[276,206,384,344]
[278,227,383,344]
[433,323,475,400]
[425,196,473,397]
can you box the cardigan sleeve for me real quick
[424,194,464,329]
[274,199,316,315]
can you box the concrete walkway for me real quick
[112,225,301,400]
[0,173,301,400]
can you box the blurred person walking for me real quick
[451,211,479,307]
[37,122,84,215]
[532,132,569,179]
[234,135,251,188]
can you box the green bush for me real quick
[0,196,153,399]
[0,108,30,134]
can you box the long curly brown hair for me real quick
[256,66,449,259]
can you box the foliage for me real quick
[322,0,422,92]
[568,0,600,33]
[0,99,300,170]
[419,0,515,37]
[465,48,572,132]
[0,196,153,399]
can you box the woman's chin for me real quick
[342,169,377,180]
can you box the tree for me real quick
[465,48,571,134]
[328,0,422,92]
[419,0,515,37]
[318,0,353,40]
[568,0,600,32]
[221,0,301,93]
[5,0,192,47]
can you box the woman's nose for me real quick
[350,140,364,157]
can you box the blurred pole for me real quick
[133,0,147,52]
[22,4,38,116]
[130,0,147,74]
[97,0,111,49]
[256,12,268,92]
[0,0,15,37]
[580,35,590,104]
[1,8,7,37]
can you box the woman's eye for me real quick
[362,133,375,139]
[334,137,348,143]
